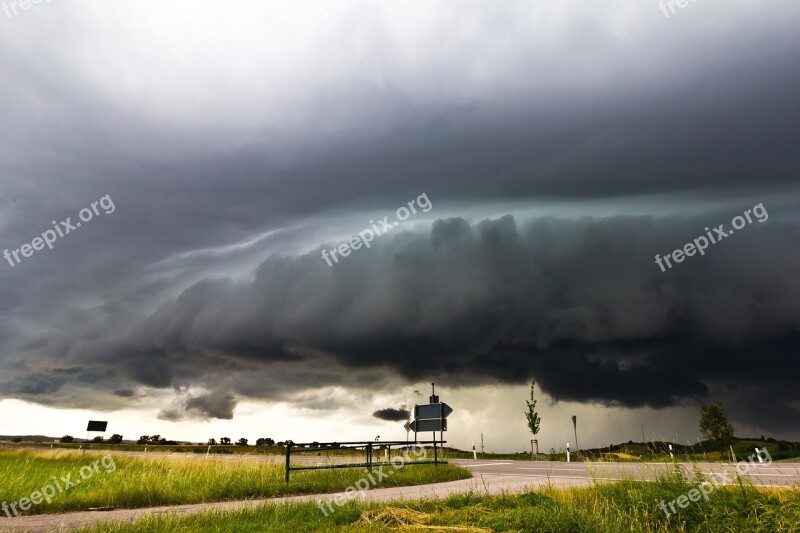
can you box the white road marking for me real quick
[703,471,795,477]
[520,467,590,472]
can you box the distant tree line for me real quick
[61,434,123,444]
[207,437,281,446]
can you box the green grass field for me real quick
[6,435,798,463]
[79,473,800,532]
[0,440,365,457]
[0,449,470,516]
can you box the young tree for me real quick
[699,401,735,449]
[525,379,542,442]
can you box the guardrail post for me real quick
[285,443,292,483]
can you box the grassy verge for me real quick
[0,449,470,516]
[80,476,800,533]
[0,441,364,456]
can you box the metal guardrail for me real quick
[284,440,446,483]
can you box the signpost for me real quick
[405,383,454,467]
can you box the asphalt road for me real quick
[454,458,800,487]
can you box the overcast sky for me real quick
[1,0,799,451]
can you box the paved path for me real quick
[3,459,798,532]
[455,458,800,487]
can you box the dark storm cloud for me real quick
[4,208,799,428]
[157,391,238,421]
[373,408,410,422]
[185,392,237,420]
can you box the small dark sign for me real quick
[86,421,108,432]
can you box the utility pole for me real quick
[572,415,579,452]
[431,383,439,466]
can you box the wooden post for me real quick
[284,443,292,483]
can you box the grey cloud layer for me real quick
[4,211,799,432]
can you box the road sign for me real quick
[409,418,447,433]
[414,403,453,420]
[87,421,108,432]
[403,421,412,432]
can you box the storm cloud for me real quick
[373,408,411,422]
[4,208,799,431]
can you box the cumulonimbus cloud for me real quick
[4,210,799,429]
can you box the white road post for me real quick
[669,444,673,459]
[566,443,571,463]
[755,448,764,463]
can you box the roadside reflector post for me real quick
[756,448,764,463]
[566,443,570,463]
